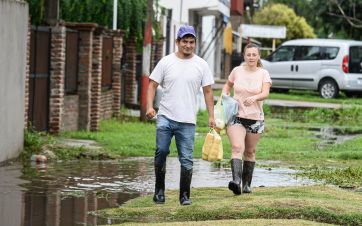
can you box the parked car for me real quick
[261,39,362,98]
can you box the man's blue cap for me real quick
[177,25,196,39]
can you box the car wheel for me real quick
[319,79,339,98]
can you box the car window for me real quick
[267,46,296,62]
[321,47,339,60]
[295,46,321,60]
[349,46,362,73]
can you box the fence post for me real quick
[140,0,153,121]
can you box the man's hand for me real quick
[208,116,215,129]
[146,107,156,120]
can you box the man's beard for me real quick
[182,51,192,57]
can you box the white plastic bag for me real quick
[214,94,225,130]
[222,95,239,126]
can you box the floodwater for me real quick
[0,157,313,226]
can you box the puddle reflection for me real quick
[0,157,313,226]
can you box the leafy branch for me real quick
[328,0,362,28]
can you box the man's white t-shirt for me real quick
[150,53,214,124]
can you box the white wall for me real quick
[0,0,28,163]
[0,165,25,226]
[159,0,229,23]
[159,0,229,78]
[201,16,216,71]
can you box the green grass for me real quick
[98,185,362,226]
[298,166,362,188]
[105,219,333,226]
[61,119,157,157]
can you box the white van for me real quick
[261,39,362,98]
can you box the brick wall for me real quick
[62,95,79,131]
[24,19,30,128]
[70,23,97,131]
[49,25,66,134]
[28,22,125,132]
[151,38,164,71]
[111,31,124,117]
[100,90,114,119]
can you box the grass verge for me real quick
[98,185,362,226]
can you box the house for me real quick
[159,0,230,79]
[0,0,28,163]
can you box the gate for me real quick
[102,36,113,88]
[28,26,51,131]
[65,29,79,94]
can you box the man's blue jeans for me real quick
[155,115,196,170]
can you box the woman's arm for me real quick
[222,80,234,96]
[244,82,271,106]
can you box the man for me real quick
[146,25,215,205]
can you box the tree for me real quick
[27,0,148,42]
[253,4,315,47]
[330,0,362,28]
[263,0,362,40]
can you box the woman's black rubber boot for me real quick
[242,161,255,193]
[228,159,242,195]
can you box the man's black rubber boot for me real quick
[153,163,166,204]
[242,161,255,193]
[179,166,193,205]
[228,159,242,195]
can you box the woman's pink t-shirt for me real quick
[228,65,272,120]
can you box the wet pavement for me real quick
[0,157,313,226]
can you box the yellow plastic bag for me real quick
[202,129,223,161]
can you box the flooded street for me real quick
[0,157,313,226]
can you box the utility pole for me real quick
[113,0,118,30]
[140,0,153,121]
[45,0,59,25]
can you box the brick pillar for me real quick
[112,30,124,117]
[45,191,61,226]
[151,38,164,71]
[124,36,137,105]
[49,25,66,134]
[86,192,98,225]
[24,19,31,128]
[67,23,97,131]
[90,29,103,131]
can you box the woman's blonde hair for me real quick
[243,43,263,68]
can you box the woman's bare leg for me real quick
[227,124,246,159]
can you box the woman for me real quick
[222,43,272,195]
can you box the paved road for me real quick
[264,99,349,109]
[212,81,349,109]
